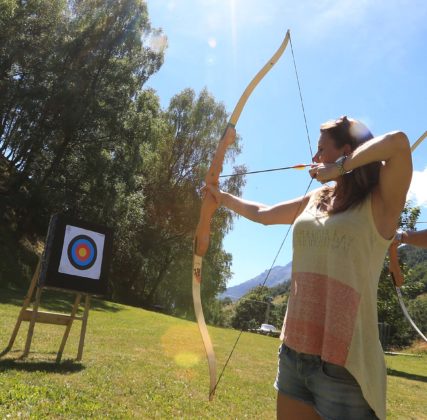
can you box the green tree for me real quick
[408,294,427,336]
[231,286,272,330]
[0,1,247,322]
[0,0,164,229]
[116,88,245,317]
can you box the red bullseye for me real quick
[76,244,90,261]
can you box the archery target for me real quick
[39,214,113,295]
[67,235,97,270]
[58,225,105,280]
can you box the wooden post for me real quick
[56,293,82,363]
[77,294,91,361]
[0,259,41,357]
[22,285,42,357]
[1,214,112,363]
[1,260,92,362]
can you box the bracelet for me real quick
[395,230,403,245]
[335,155,347,176]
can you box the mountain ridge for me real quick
[220,262,292,301]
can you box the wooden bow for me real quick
[192,30,291,401]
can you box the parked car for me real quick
[254,323,280,337]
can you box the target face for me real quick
[39,214,113,295]
[58,225,105,280]
[67,235,97,270]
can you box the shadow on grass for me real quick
[0,287,124,314]
[387,368,427,383]
[0,288,24,306]
[0,358,85,374]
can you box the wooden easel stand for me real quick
[1,259,91,362]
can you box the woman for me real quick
[205,116,412,419]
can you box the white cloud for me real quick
[208,37,217,48]
[297,0,371,32]
[147,32,168,54]
[166,1,176,12]
[408,167,427,208]
[205,54,216,65]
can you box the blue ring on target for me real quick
[67,235,97,270]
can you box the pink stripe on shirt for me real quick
[282,272,361,366]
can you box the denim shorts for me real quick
[274,343,378,420]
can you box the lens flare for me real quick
[161,325,204,368]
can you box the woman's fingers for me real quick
[310,163,341,183]
[309,166,318,179]
[202,183,221,204]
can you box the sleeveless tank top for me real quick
[280,191,391,419]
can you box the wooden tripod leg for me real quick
[22,286,43,358]
[0,259,41,357]
[56,293,82,363]
[76,294,90,361]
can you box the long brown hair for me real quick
[317,116,381,214]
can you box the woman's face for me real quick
[312,132,346,164]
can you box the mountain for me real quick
[220,262,292,301]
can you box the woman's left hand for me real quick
[201,183,223,206]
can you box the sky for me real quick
[145,0,427,287]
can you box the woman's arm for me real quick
[204,185,316,225]
[314,131,412,239]
[397,229,427,249]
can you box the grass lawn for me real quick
[0,287,426,419]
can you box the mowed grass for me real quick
[386,347,427,420]
[0,287,426,419]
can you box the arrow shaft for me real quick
[219,164,311,178]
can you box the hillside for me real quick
[0,287,426,418]
[0,286,281,418]
[220,239,427,304]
